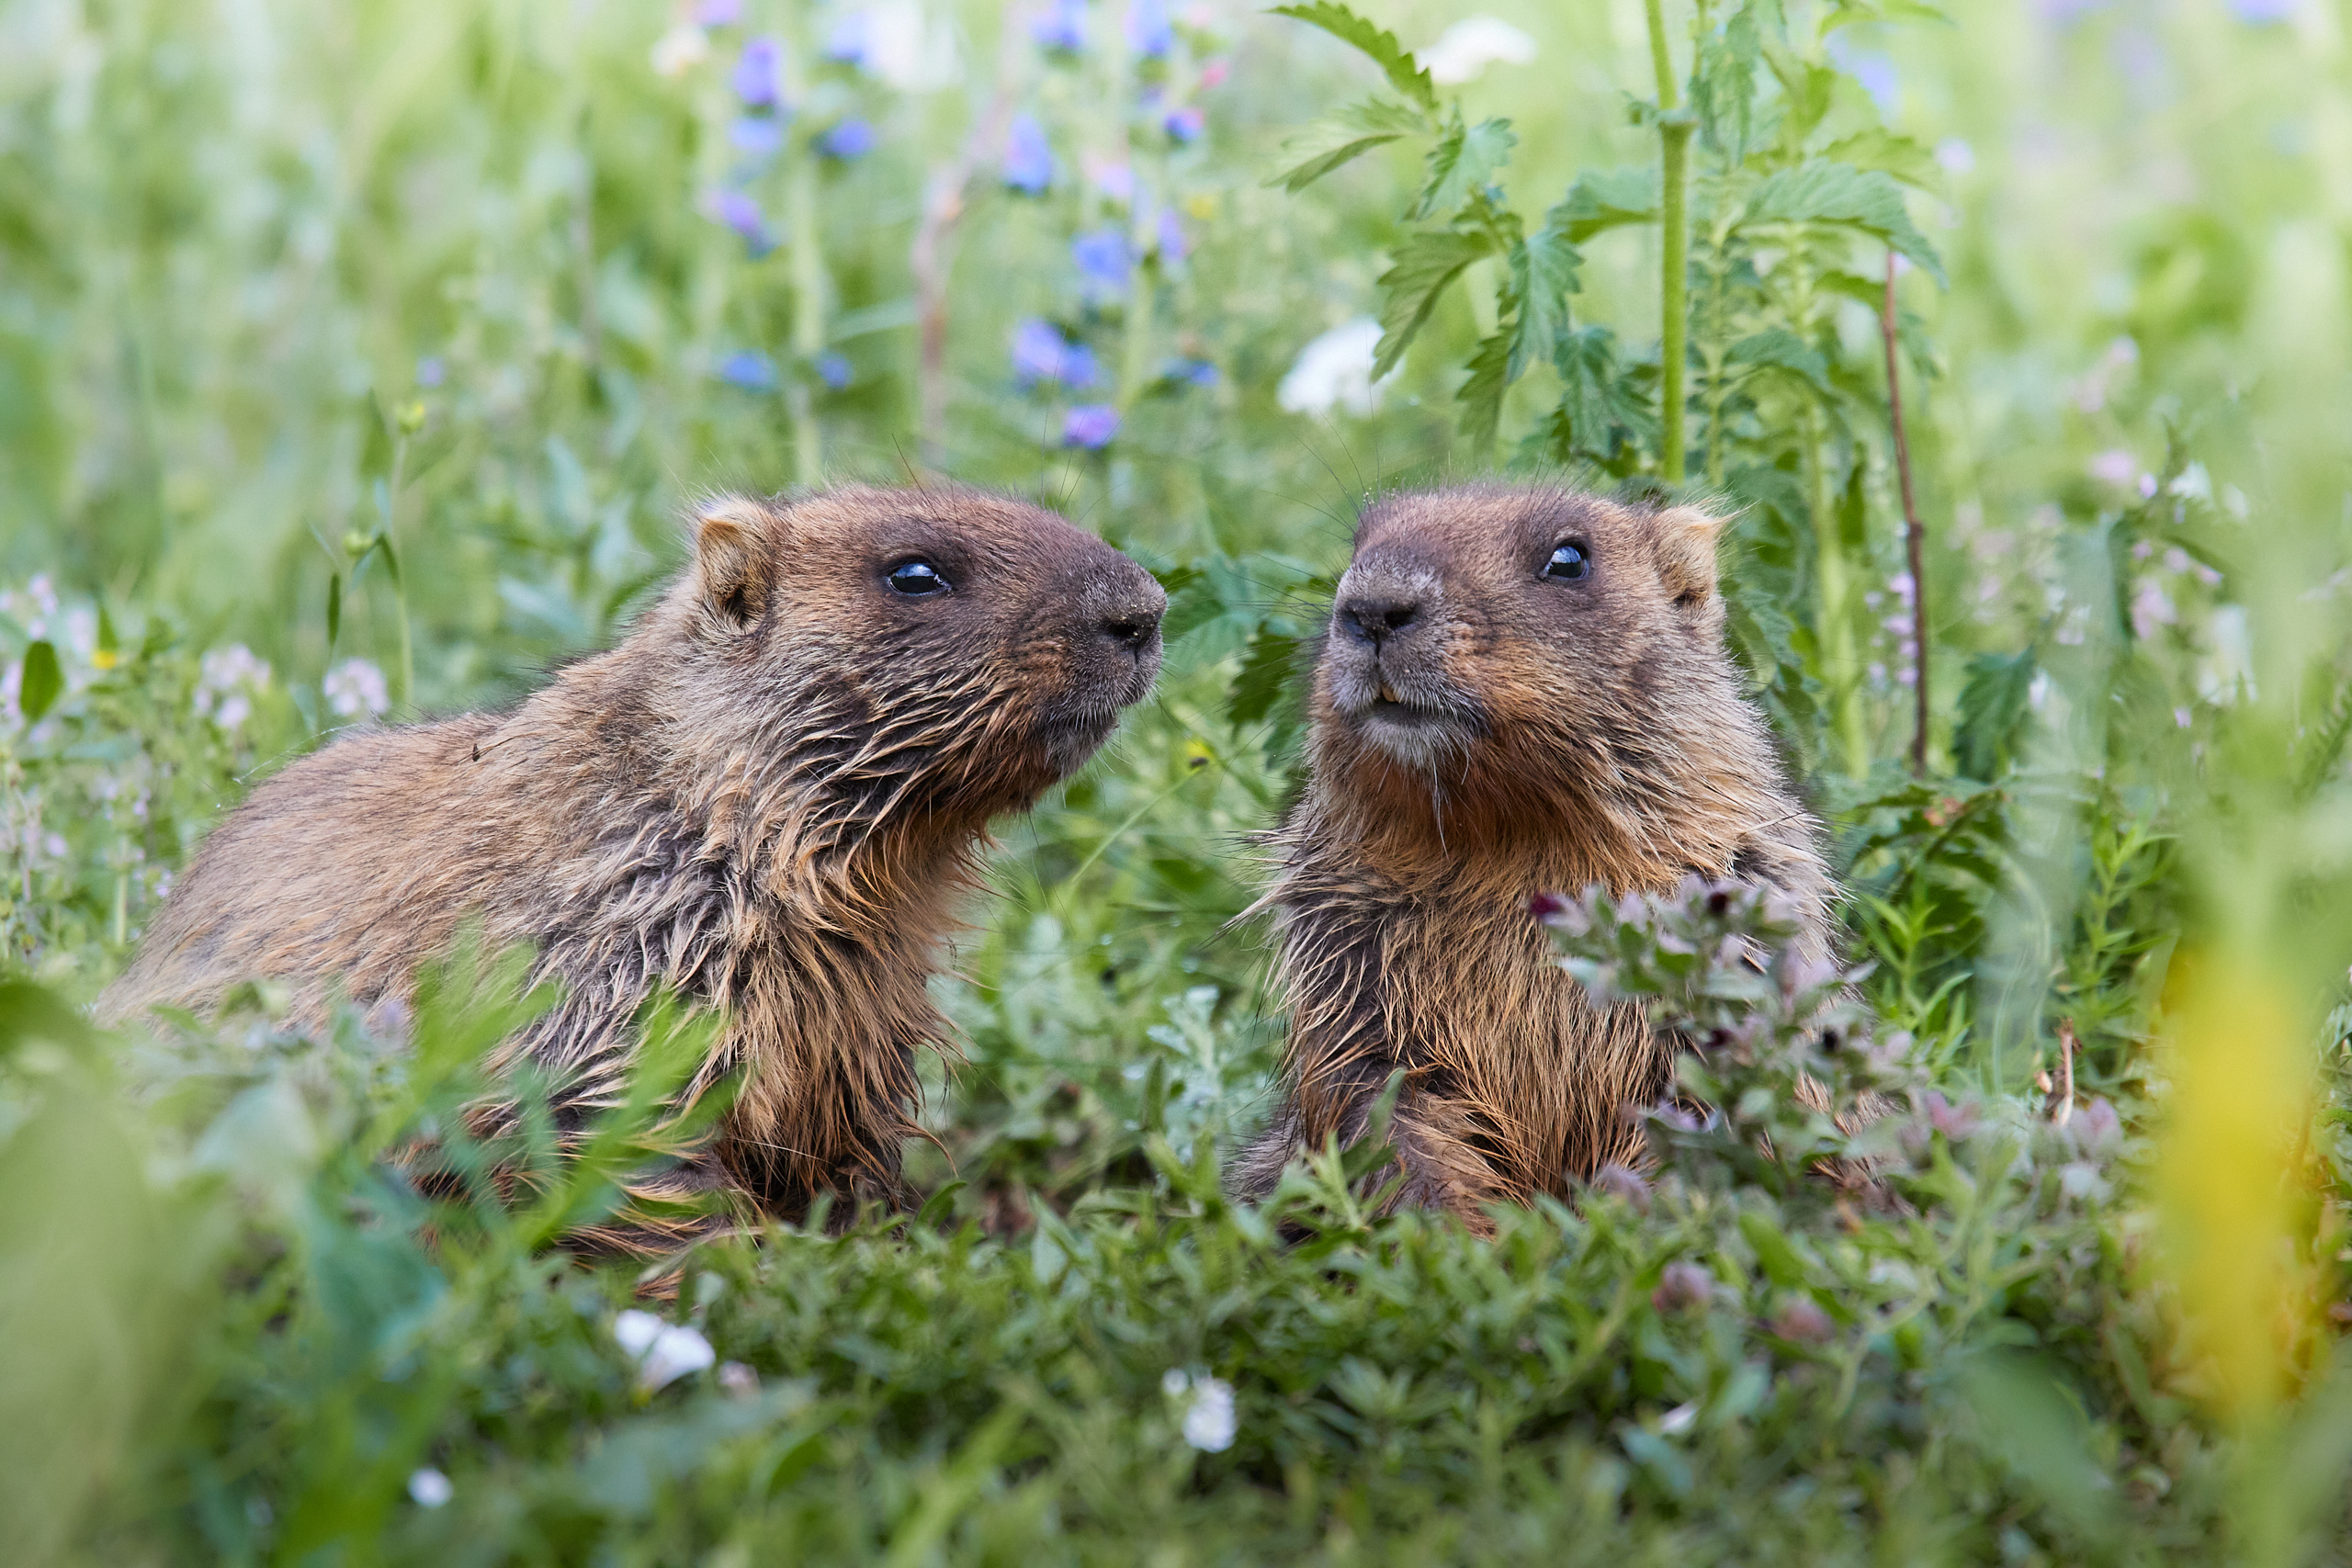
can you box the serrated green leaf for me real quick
[1555,166,1659,243]
[1954,646,2037,783]
[1726,328,1833,395]
[1373,228,1497,379]
[1457,329,1511,453]
[1227,626,1301,729]
[17,639,61,724]
[1508,216,1582,383]
[1272,3,1436,112]
[1410,117,1515,221]
[1161,577,1227,643]
[1272,134,1405,193]
[1267,96,1426,192]
[1762,43,1837,146]
[1819,129,1949,197]
[1739,160,1946,286]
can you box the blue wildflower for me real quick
[695,0,742,24]
[729,115,785,156]
[1063,404,1120,448]
[1012,319,1098,388]
[1071,230,1130,293]
[1003,113,1055,193]
[824,12,867,63]
[733,36,785,107]
[2229,0,2292,21]
[814,351,853,389]
[414,355,447,388]
[703,189,775,254]
[1164,104,1204,143]
[1031,0,1085,52]
[718,351,777,389]
[818,118,876,160]
[1155,210,1188,265]
[1127,0,1171,58]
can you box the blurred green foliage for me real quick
[5,0,2352,1561]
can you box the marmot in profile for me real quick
[1229,483,1835,1226]
[104,484,1166,1246]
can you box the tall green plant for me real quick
[1271,0,1950,779]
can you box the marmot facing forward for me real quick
[1229,483,1834,1226]
[106,484,1165,1243]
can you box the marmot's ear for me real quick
[1654,506,1725,610]
[691,497,771,628]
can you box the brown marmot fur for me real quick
[1228,483,1835,1227]
[104,483,1165,1246]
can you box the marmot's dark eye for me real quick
[1543,543,1591,581]
[888,560,950,596]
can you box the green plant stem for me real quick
[1804,402,1865,775]
[1646,0,1693,488]
[386,438,416,712]
[785,36,824,487]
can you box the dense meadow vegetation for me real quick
[6,0,2352,1560]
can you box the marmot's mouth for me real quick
[1366,697,1452,727]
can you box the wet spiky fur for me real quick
[1228,483,1835,1227]
[104,485,1165,1249]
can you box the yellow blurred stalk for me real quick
[2154,950,2321,1423]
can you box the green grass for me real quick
[6,1,2352,1562]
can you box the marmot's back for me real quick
[107,484,1167,1243]
[1232,483,1832,1222]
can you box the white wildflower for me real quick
[1179,1375,1236,1453]
[323,657,390,719]
[194,644,272,734]
[407,1467,453,1507]
[1418,17,1537,85]
[2088,449,2137,486]
[1657,1401,1699,1435]
[650,24,709,77]
[613,1309,716,1391]
[1277,319,1391,418]
[1934,137,1975,175]
[2130,579,2175,639]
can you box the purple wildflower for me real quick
[1162,357,1217,388]
[703,188,775,253]
[1063,404,1121,449]
[414,355,446,388]
[1164,104,1204,143]
[1031,0,1085,52]
[1126,0,1172,58]
[733,36,785,107]
[1651,1261,1713,1313]
[813,351,853,390]
[1083,155,1134,203]
[1071,229,1130,293]
[718,351,777,390]
[2231,0,2294,19]
[1003,113,1055,193]
[729,115,785,156]
[1012,319,1097,387]
[1155,209,1188,265]
[695,0,742,24]
[818,118,875,159]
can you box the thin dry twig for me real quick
[2046,1018,2078,1126]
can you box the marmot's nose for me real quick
[1097,607,1159,653]
[1340,593,1421,647]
